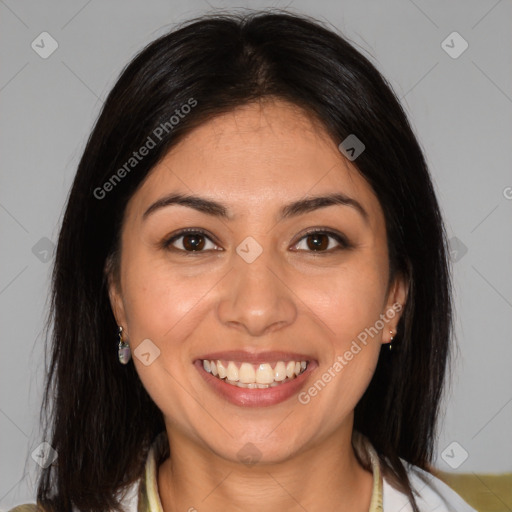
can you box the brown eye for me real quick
[305,233,329,251]
[182,233,206,251]
[292,230,349,253]
[164,229,220,252]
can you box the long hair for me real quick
[37,11,451,512]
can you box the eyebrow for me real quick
[142,192,369,223]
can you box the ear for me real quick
[105,255,128,332]
[382,271,408,344]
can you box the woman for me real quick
[11,11,476,512]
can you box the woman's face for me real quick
[109,99,406,464]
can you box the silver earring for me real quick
[118,326,131,364]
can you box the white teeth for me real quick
[256,363,274,384]
[202,358,308,386]
[226,380,273,389]
[239,362,256,383]
[274,361,287,381]
[217,360,227,379]
[226,361,239,381]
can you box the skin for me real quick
[108,98,407,512]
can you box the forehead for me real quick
[124,99,384,228]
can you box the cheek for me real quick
[295,258,388,409]
[119,256,221,424]
[122,261,209,342]
[305,260,389,344]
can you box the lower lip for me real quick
[194,360,317,407]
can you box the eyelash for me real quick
[161,227,352,255]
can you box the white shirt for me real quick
[383,464,477,511]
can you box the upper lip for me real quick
[196,350,315,364]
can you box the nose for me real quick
[216,244,297,337]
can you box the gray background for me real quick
[1,0,511,508]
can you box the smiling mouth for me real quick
[201,359,308,388]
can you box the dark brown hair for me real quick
[37,10,451,512]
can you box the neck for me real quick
[157,426,374,512]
